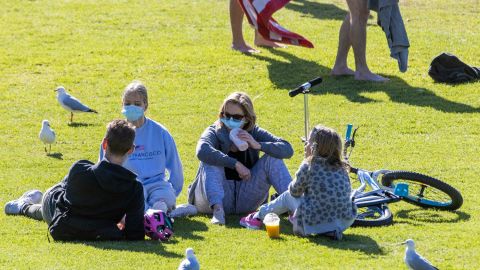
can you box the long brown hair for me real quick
[218,92,256,131]
[306,125,347,168]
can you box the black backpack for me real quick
[428,53,480,84]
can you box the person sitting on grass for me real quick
[240,125,357,240]
[99,81,188,216]
[5,119,145,241]
[188,92,294,225]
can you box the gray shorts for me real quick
[41,183,62,224]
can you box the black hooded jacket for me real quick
[49,160,145,241]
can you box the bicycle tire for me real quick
[352,204,393,227]
[381,171,463,210]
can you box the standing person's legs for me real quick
[332,14,355,76]
[345,0,388,82]
[236,155,292,214]
[230,0,259,53]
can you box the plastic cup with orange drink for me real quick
[263,213,280,238]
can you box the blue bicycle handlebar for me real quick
[345,124,353,141]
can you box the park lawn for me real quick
[0,0,479,269]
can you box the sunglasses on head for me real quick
[222,112,245,121]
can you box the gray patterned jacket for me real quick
[289,158,357,235]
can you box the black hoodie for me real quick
[49,160,145,241]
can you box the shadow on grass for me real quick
[307,233,385,255]
[83,241,182,258]
[286,0,348,20]
[226,216,384,255]
[251,49,480,113]
[68,122,94,127]
[47,152,63,160]
[173,217,208,240]
[277,218,385,255]
[395,209,471,224]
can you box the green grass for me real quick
[0,0,479,269]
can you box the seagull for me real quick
[178,247,200,270]
[39,120,56,153]
[402,239,439,270]
[55,86,98,123]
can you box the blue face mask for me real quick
[220,117,245,130]
[122,105,144,122]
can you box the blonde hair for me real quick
[218,92,256,131]
[306,125,346,168]
[122,80,148,109]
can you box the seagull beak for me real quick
[400,241,407,245]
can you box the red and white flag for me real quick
[238,0,314,48]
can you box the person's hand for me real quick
[236,130,261,150]
[117,215,126,230]
[235,161,251,180]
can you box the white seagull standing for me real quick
[178,247,200,270]
[55,86,98,123]
[402,239,439,270]
[39,120,56,153]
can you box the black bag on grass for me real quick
[428,53,480,84]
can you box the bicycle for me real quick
[288,78,464,227]
[344,124,463,226]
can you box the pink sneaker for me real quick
[239,213,262,230]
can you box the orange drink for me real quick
[265,224,280,238]
[263,213,280,238]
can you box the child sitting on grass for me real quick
[5,120,145,241]
[240,125,357,240]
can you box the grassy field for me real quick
[0,0,479,269]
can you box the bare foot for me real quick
[331,66,355,76]
[254,33,287,48]
[231,43,260,53]
[354,71,389,82]
[254,39,287,48]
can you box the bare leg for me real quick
[70,112,73,123]
[346,0,388,82]
[230,0,259,53]
[332,14,355,76]
[254,31,287,48]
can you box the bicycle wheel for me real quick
[381,171,463,210]
[352,204,393,227]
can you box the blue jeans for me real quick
[190,155,292,214]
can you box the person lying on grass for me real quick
[240,125,357,240]
[188,92,294,225]
[5,119,145,241]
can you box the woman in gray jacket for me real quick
[188,92,293,225]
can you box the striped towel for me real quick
[238,0,314,48]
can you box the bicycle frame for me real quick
[351,169,401,208]
[344,126,401,208]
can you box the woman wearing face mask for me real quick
[187,92,294,225]
[99,81,183,213]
